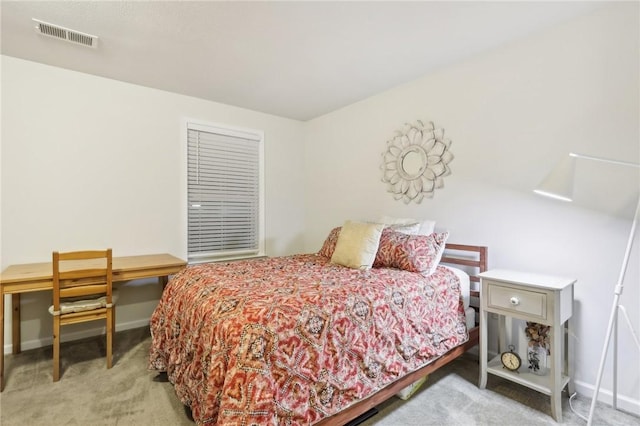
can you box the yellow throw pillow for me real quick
[331,221,384,269]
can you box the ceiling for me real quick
[1,1,606,121]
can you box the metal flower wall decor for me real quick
[380,120,453,204]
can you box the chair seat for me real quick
[48,291,119,316]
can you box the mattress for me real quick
[441,265,475,330]
[442,265,470,309]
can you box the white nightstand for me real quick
[478,269,576,422]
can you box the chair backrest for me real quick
[52,249,113,314]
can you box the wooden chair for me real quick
[49,249,115,381]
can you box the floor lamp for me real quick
[534,152,640,425]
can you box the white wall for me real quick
[304,3,639,414]
[1,55,306,349]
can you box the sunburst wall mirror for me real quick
[380,120,453,204]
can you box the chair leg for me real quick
[106,308,113,369]
[112,307,116,366]
[53,316,60,382]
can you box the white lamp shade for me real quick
[533,155,576,202]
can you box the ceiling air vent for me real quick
[33,19,98,48]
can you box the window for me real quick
[186,120,264,263]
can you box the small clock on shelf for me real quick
[500,345,522,372]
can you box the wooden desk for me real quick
[0,253,186,391]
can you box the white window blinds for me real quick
[187,122,263,262]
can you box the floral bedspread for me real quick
[149,254,468,425]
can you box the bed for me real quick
[149,226,487,425]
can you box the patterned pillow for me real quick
[373,229,449,274]
[318,226,341,258]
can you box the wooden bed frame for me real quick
[316,243,488,426]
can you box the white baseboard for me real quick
[3,318,150,354]
[573,379,640,417]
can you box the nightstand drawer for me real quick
[486,282,547,320]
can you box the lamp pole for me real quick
[568,152,639,168]
[587,196,640,425]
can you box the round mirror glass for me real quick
[402,150,424,179]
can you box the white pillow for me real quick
[417,220,436,235]
[377,215,436,236]
[388,222,421,234]
[331,220,384,270]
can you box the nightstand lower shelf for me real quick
[487,355,570,396]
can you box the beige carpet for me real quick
[0,327,637,425]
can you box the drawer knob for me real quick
[510,296,520,306]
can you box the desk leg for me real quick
[1,292,4,391]
[12,294,20,354]
[159,275,168,290]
